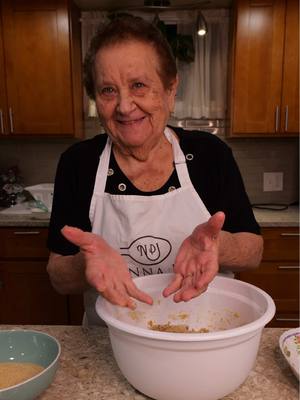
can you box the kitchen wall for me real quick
[0,119,298,206]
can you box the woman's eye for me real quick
[100,87,115,96]
[132,82,145,89]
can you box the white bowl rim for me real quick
[0,329,61,393]
[97,275,276,342]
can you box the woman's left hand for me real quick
[163,211,225,302]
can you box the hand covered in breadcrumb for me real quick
[163,212,225,302]
[61,226,153,309]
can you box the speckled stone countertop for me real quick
[0,212,50,227]
[253,205,299,227]
[0,326,298,400]
[0,206,298,227]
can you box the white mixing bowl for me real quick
[96,273,275,400]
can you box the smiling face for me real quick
[94,40,178,157]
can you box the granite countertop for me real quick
[253,205,299,227]
[0,206,298,228]
[0,326,298,400]
[0,212,50,227]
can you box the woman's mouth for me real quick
[117,116,146,125]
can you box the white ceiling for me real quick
[74,0,232,11]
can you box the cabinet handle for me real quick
[275,106,279,132]
[280,232,300,237]
[9,107,14,133]
[284,106,289,131]
[277,266,300,270]
[0,109,4,134]
[275,317,300,322]
[13,231,41,235]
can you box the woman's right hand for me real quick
[61,226,153,309]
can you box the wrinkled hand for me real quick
[61,226,153,309]
[163,212,225,302]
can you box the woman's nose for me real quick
[116,91,135,114]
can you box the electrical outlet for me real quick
[263,172,284,192]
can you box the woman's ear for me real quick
[169,74,179,95]
[167,74,179,112]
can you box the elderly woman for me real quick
[47,15,263,325]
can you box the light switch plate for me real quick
[263,172,284,192]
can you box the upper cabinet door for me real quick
[231,0,285,135]
[230,0,299,137]
[1,0,82,136]
[0,9,8,135]
[280,0,299,135]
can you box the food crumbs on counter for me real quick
[148,320,209,333]
[0,362,44,389]
[294,334,300,354]
[284,346,291,357]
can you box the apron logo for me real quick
[120,236,172,265]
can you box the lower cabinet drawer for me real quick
[0,227,49,259]
[0,227,84,325]
[262,227,299,261]
[237,260,299,327]
[269,299,299,327]
[237,261,299,302]
[0,260,68,324]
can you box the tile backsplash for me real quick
[0,122,298,206]
[223,136,299,205]
[0,138,75,186]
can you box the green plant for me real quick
[155,18,195,63]
[108,12,195,63]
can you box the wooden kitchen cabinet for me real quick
[0,227,84,324]
[280,0,299,134]
[0,0,83,137]
[0,10,7,135]
[237,227,300,327]
[229,0,299,136]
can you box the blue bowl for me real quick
[0,330,61,400]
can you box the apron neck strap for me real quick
[95,136,112,194]
[164,127,191,187]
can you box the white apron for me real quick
[84,127,212,325]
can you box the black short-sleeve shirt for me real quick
[47,127,260,255]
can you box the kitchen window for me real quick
[81,9,230,125]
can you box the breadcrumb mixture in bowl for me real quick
[147,320,210,333]
[0,362,45,390]
[0,330,60,400]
